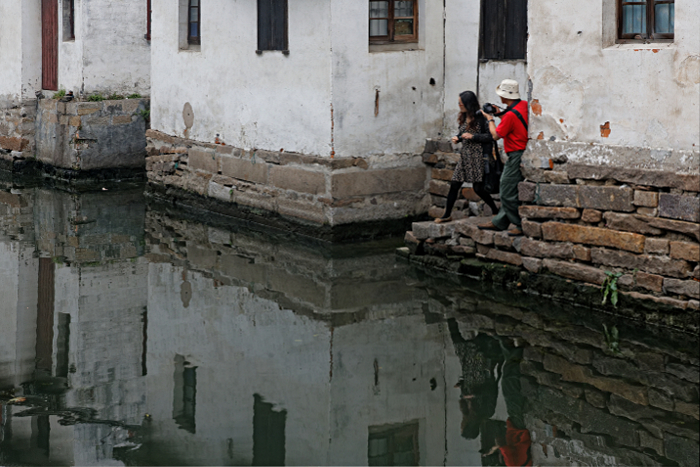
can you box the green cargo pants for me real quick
[492,150,524,231]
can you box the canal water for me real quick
[0,184,698,467]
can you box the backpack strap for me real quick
[510,108,528,131]
[498,100,528,131]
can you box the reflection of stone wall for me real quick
[144,208,416,319]
[444,293,699,467]
[34,187,145,264]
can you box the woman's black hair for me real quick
[458,91,481,127]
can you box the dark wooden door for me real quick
[42,0,59,91]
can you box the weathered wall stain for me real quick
[531,99,542,116]
[600,122,611,138]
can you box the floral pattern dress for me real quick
[452,117,492,184]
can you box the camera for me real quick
[476,103,498,117]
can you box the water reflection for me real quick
[0,185,698,466]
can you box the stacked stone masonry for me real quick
[35,98,149,172]
[406,140,700,311]
[145,130,429,227]
[0,100,37,170]
[422,139,500,220]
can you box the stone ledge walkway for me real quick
[400,214,700,332]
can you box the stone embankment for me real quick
[0,99,37,172]
[1,97,149,183]
[144,130,428,240]
[403,139,700,328]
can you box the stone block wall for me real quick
[0,99,37,171]
[35,97,149,173]
[405,139,700,312]
[421,139,499,219]
[145,130,429,234]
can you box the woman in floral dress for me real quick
[436,91,499,222]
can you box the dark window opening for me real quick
[257,0,288,52]
[368,421,419,466]
[61,0,75,42]
[479,0,527,60]
[253,394,286,466]
[618,0,674,41]
[146,0,152,41]
[173,355,196,433]
[369,0,418,44]
[188,0,200,45]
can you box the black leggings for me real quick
[442,181,498,218]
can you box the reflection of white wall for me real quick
[144,262,332,466]
[0,242,38,387]
[52,260,148,465]
[144,261,486,465]
[328,316,447,465]
[58,261,148,423]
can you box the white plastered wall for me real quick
[0,0,41,100]
[329,0,445,159]
[528,0,700,152]
[150,1,490,159]
[444,0,480,137]
[57,0,151,96]
[150,0,333,156]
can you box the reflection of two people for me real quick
[448,319,532,467]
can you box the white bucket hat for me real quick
[496,79,521,100]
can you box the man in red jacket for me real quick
[479,79,529,236]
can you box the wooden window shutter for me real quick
[479,0,527,61]
[258,0,288,51]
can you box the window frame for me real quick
[617,0,674,42]
[369,0,419,45]
[187,0,201,46]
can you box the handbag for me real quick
[483,144,503,195]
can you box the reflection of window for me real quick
[368,421,419,466]
[369,1,418,44]
[253,394,286,466]
[479,0,527,60]
[618,0,674,40]
[55,313,70,378]
[257,0,288,52]
[173,355,196,433]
